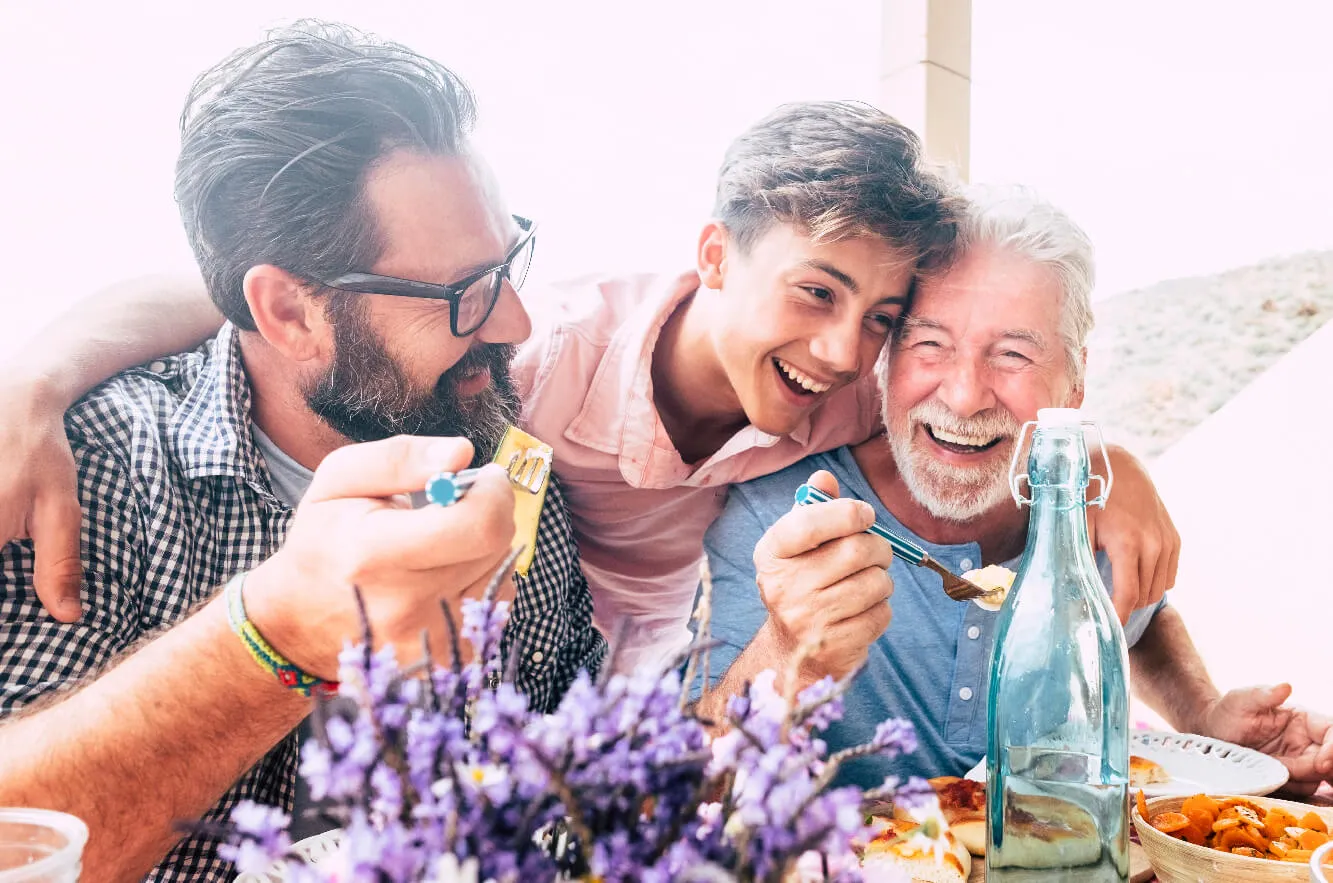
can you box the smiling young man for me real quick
[698,187,1333,795]
[0,100,1180,675]
[514,104,959,670]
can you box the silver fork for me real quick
[793,483,999,603]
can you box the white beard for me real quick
[884,399,1021,523]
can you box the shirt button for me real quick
[148,360,168,373]
[960,557,974,572]
[959,687,974,701]
[530,651,544,664]
[967,625,981,640]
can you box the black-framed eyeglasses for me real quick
[319,215,537,338]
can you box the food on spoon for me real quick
[962,564,1016,611]
[1128,754,1171,789]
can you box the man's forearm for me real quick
[697,622,806,727]
[1128,606,1221,735]
[0,595,308,883]
[8,274,222,410]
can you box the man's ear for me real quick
[696,220,731,289]
[243,265,329,363]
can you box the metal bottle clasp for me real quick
[1008,420,1114,508]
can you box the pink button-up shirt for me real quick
[513,271,881,672]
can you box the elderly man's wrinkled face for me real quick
[882,245,1083,521]
[304,149,531,465]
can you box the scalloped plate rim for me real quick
[961,730,1290,798]
[234,829,343,883]
[1129,729,1290,797]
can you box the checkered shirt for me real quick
[0,323,606,882]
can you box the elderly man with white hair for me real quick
[696,186,1333,793]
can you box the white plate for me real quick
[1129,729,1289,797]
[234,830,341,883]
[961,731,1290,798]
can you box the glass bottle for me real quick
[985,408,1130,882]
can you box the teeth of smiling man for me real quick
[930,426,999,448]
[775,358,831,394]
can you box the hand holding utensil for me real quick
[793,483,999,603]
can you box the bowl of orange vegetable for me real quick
[1132,791,1333,883]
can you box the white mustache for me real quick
[909,400,1020,441]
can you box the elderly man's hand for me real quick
[1198,684,1333,795]
[242,435,518,680]
[1087,445,1181,624]
[0,380,85,623]
[751,470,894,683]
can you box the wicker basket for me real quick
[1132,794,1333,883]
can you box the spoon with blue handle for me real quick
[793,483,996,603]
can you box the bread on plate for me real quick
[894,777,985,856]
[1128,754,1170,789]
[862,818,971,883]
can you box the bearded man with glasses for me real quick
[0,22,603,882]
[305,215,538,461]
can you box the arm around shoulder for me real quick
[5,272,222,410]
[0,274,221,619]
[1088,443,1181,624]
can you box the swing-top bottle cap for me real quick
[1036,407,1083,428]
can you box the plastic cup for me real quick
[0,809,88,883]
[1312,839,1333,883]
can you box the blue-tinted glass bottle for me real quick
[985,408,1130,882]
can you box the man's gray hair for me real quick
[957,184,1096,387]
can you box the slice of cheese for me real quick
[491,425,553,577]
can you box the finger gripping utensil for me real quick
[793,483,995,603]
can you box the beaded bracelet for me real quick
[224,572,339,698]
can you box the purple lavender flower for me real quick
[471,682,529,757]
[889,776,935,811]
[459,598,509,665]
[796,675,844,732]
[370,761,405,820]
[216,589,935,883]
[221,801,291,874]
[869,718,919,759]
[300,714,378,801]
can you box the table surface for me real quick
[967,842,1152,881]
[966,784,1332,882]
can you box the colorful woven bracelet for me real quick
[224,572,339,698]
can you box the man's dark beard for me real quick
[304,311,520,468]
